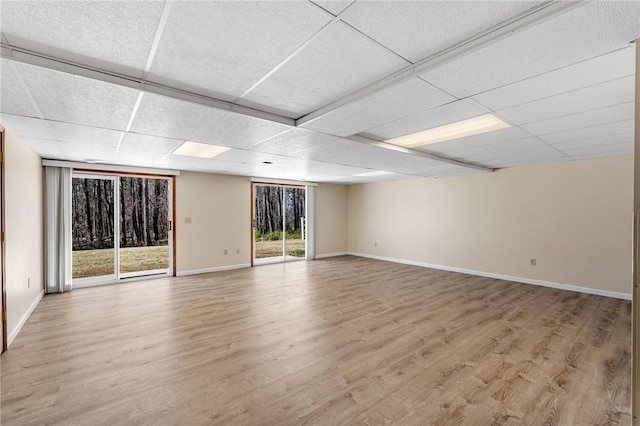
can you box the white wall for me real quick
[4,127,44,345]
[348,156,633,296]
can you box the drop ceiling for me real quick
[0,1,638,184]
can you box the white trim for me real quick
[8,290,44,347]
[347,252,632,301]
[176,263,251,277]
[251,177,317,187]
[42,159,180,176]
[316,252,349,259]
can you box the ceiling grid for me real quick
[0,0,637,183]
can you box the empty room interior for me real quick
[1,1,639,424]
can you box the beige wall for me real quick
[4,127,44,343]
[175,172,251,273]
[316,183,348,256]
[348,156,633,295]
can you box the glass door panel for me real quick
[254,185,284,263]
[72,176,116,281]
[119,177,170,277]
[285,187,305,261]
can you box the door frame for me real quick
[1,129,6,353]
[71,170,175,287]
[251,181,306,266]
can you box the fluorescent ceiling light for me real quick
[172,141,230,158]
[386,114,510,148]
[355,171,395,177]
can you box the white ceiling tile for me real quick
[472,47,635,111]
[0,114,122,146]
[465,144,566,164]
[13,62,138,130]
[300,78,455,137]
[129,93,290,148]
[224,162,309,181]
[438,137,547,159]
[189,159,244,174]
[423,126,532,155]
[551,132,634,151]
[490,155,569,169]
[521,102,634,136]
[317,143,444,173]
[240,21,409,117]
[482,149,569,168]
[562,141,633,157]
[215,149,297,166]
[148,1,331,100]
[246,128,341,155]
[23,138,65,159]
[156,155,207,170]
[497,76,634,125]
[539,120,634,145]
[301,160,375,177]
[422,2,640,97]
[126,93,225,141]
[364,99,489,140]
[115,149,168,166]
[415,165,486,178]
[294,137,380,162]
[340,1,540,63]
[211,113,291,149]
[0,60,38,117]
[119,133,183,154]
[569,148,633,161]
[310,1,354,16]
[1,1,163,75]
[57,142,118,163]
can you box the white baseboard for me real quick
[8,290,44,347]
[347,252,631,301]
[316,252,349,259]
[177,263,251,277]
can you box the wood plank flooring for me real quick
[0,256,631,425]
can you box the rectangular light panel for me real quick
[386,114,510,148]
[173,141,230,158]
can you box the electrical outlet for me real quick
[224,249,228,255]
[374,242,378,248]
[530,258,537,267]
[236,249,240,254]
[185,217,192,224]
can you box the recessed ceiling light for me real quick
[172,141,230,159]
[354,171,395,177]
[386,113,510,148]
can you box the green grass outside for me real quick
[255,238,305,259]
[73,245,169,279]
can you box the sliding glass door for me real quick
[72,175,116,282]
[72,173,172,286]
[119,177,170,278]
[253,184,306,265]
[254,185,285,262]
[284,187,305,261]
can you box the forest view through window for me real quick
[72,174,171,281]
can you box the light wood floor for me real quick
[1,256,631,425]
